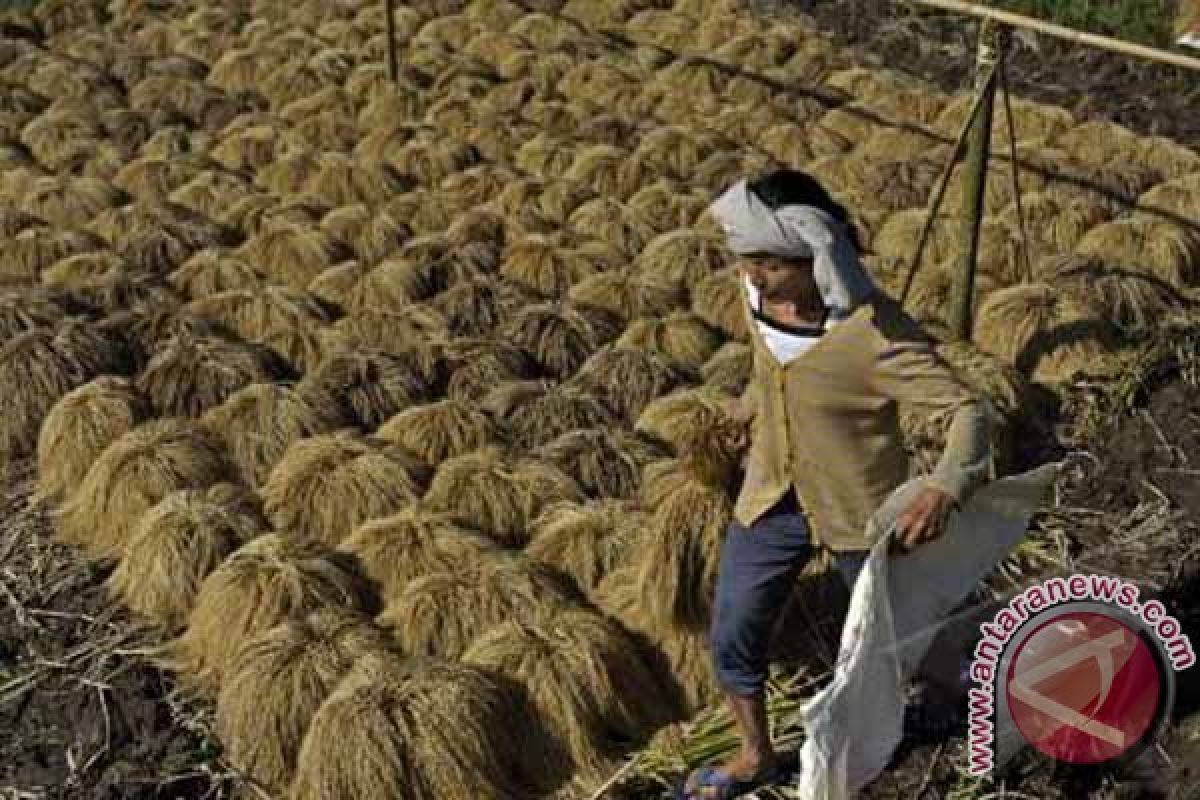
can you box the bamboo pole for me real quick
[949,19,1003,342]
[903,0,1200,72]
[384,0,398,82]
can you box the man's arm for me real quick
[870,332,995,510]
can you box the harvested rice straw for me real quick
[479,379,617,450]
[36,375,150,503]
[299,347,438,430]
[39,252,125,291]
[169,248,270,298]
[338,505,500,603]
[701,341,753,396]
[627,179,711,234]
[1037,253,1187,337]
[526,499,651,594]
[568,267,687,325]
[635,230,729,291]
[569,344,686,424]
[445,339,541,402]
[186,286,332,372]
[19,175,126,230]
[289,653,530,800]
[568,196,656,256]
[502,301,621,379]
[973,282,1122,384]
[173,533,374,693]
[201,383,350,488]
[1075,216,1200,289]
[236,223,350,290]
[617,312,724,376]
[216,608,394,792]
[136,332,290,418]
[692,266,749,341]
[56,417,234,560]
[534,427,664,499]
[376,397,497,465]
[261,430,428,547]
[423,445,584,547]
[432,273,538,337]
[107,483,266,632]
[1,228,107,287]
[379,550,583,658]
[463,606,674,782]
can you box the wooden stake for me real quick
[949,19,1003,342]
[385,0,398,82]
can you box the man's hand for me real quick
[892,486,956,553]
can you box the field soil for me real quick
[777,0,1200,148]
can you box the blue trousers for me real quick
[711,488,869,697]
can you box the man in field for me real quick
[679,169,993,799]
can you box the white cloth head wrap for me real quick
[708,178,876,317]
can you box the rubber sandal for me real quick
[674,752,798,800]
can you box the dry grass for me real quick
[136,332,290,418]
[36,375,151,503]
[106,483,267,632]
[290,653,530,800]
[260,430,428,548]
[216,608,394,793]
[172,533,374,694]
[56,417,234,561]
[526,499,651,595]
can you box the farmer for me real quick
[680,169,994,799]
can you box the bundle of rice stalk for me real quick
[423,446,584,547]
[201,383,350,488]
[319,205,412,263]
[1,229,107,288]
[636,385,746,480]
[526,499,649,595]
[934,94,1074,148]
[634,457,733,631]
[186,286,333,373]
[279,86,358,129]
[512,132,579,181]
[905,261,999,331]
[136,330,292,418]
[534,427,664,499]
[237,223,350,290]
[431,273,539,337]
[0,209,44,239]
[344,254,448,312]
[940,160,1048,218]
[999,191,1111,254]
[567,195,656,257]
[1039,254,1187,338]
[593,565,718,714]
[19,175,126,230]
[692,266,749,341]
[173,533,374,693]
[1139,176,1200,222]
[319,304,447,358]
[569,344,686,423]
[36,375,150,503]
[0,325,113,464]
[499,301,619,380]
[337,506,500,602]
[56,417,234,560]
[107,483,266,632]
[481,379,618,450]
[464,0,526,31]
[254,150,322,197]
[463,606,675,782]
[386,137,482,187]
[168,249,268,299]
[379,550,583,658]
[111,155,211,201]
[1051,119,1141,168]
[290,653,530,800]
[307,260,367,310]
[39,251,126,292]
[262,430,429,547]
[211,124,303,173]
[635,230,729,292]
[563,145,649,204]
[18,117,104,173]
[873,209,961,268]
[567,266,688,326]
[626,179,710,235]
[445,339,541,402]
[376,398,498,465]
[633,126,723,183]
[1075,216,1200,290]
[973,282,1122,384]
[0,289,68,343]
[1134,136,1200,180]
[617,312,724,376]
[1042,155,1160,212]
[302,154,408,209]
[701,340,753,396]
[499,234,606,297]
[167,170,258,221]
[216,608,395,793]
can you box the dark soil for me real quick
[0,460,237,800]
[774,0,1200,149]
